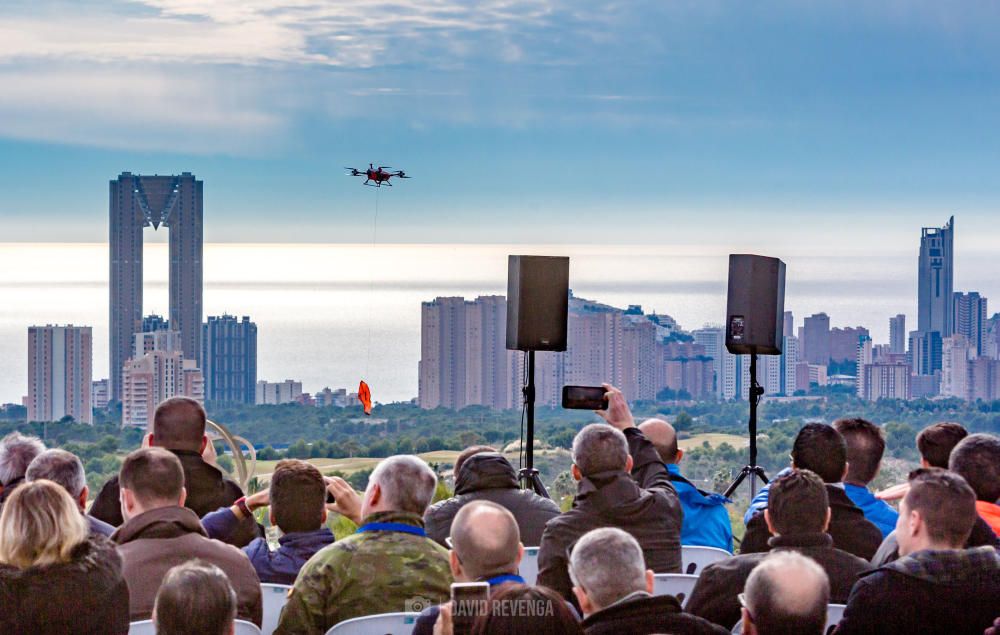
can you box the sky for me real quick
[1,1,999,246]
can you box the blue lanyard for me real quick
[486,574,525,586]
[356,522,427,537]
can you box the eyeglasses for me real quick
[738,593,754,624]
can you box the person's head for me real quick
[790,423,847,483]
[26,449,88,513]
[916,422,968,468]
[449,500,523,581]
[154,561,236,635]
[638,418,681,464]
[569,527,653,616]
[454,445,498,480]
[0,432,45,491]
[763,469,831,537]
[269,459,327,533]
[471,584,584,635]
[741,551,830,635]
[896,468,977,556]
[119,447,186,520]
[571,424,632,480]
[0,479,88,569]
[948,433,1000,503]
[150,397,208,453]
[832,418,885,486]
[361,454,437,518]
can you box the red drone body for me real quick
[346,163,410,187]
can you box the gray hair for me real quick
[744,551,830,635]
[26,449,86,499]
[572,424,629,476]
[569,527,646,610]
[370,455,438,515]
[0,433,45,486]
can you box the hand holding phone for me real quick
[562,385,607,410]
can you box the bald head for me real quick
[450,501,521,580]
[152,397,207,452]
[639,418,679,463]
[744,552,830,635]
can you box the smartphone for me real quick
[451,582,489,635]
[562,385,607,410]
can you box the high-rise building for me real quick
[201,315,257,404]
[91,379,109,410]
[256,380,303,405]
[134,330,183,357]
[889,314,906,355]
[661,342,713,400]
[110,172,203,401]
[121,350,203,428]
[909,330,943,377]
[941,335,972,398]
[783,312,794,340]
[917,216,954,337]
[802,313,831,365]
[953,292,988,357]
[781,335,799,395]
[27,325,93,424]
[969,358,1000,401]
[856,335,872,397]
[860,363,910,401]
[830,327,870,364]
[141,314,170,333]
[692,326,726,398]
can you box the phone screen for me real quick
[562,385,607,410]
[451,582,489,635]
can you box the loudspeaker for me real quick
[506,255,569,351]
[725,254,786,355]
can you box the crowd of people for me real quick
[0,389,998,634]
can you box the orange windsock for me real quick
[358,380,372,415]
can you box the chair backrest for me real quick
[261,583,294,635]
[681,545,732,576]
[651,573,699,608]
[519,546,540,585]
[730,604,849,635]
[325,612,420,635]
[130,619,261,635]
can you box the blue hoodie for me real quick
[201,507,336,585]
[843,483,899,538]
[667,464,734,553]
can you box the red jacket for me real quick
[976,500,1000,537]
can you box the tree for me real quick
[673,411,694,431]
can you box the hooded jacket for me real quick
[0,534,129,634]
[113,505,263,625]
[537,427,683,604]
[581,593,728,635]
[424,452,560,547]
[667,463,733,552]
[870,514,999,567]
[686,532,871,629]
[90,449,254,545]
[741,484,882,560]
[836,546,1000,635]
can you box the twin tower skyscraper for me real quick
[109,172,203,400]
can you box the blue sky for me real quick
[1,1,999,245]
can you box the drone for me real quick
[345,163,411,187]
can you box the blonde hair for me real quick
[0,479,87,569]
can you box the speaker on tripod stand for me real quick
[506,255,569,498]
[723,254,786,499]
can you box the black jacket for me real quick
[582,594,728,635]
[424,452,560,547]
[537,427,683,603]
[0,534,129,634]
[90,448,254,546]
[871,514,1000,566]
[836,546,1000,635]
[686,532,871,629]
[740,485,882,560]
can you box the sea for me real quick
[1,241,998,405]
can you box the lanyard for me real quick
[486,574,525,586]
[356,522,427,537]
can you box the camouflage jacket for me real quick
[274,510,451,634]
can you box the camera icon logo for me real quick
[405,596,435,613]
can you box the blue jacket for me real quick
[201,507,336,585]
[667,464,734,553]
[742,467,790,526]
[843,483,898,538]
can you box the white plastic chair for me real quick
[325,612,420,634]
[261,583,294,635]
[129,619,261,634]
[681,545,732,576]
[519,546,540,585]
[731,604,848,634]
[651,573,699,608]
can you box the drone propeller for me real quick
[378,166,393,171]
[396,171,410,178]
[344,167,362,176]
